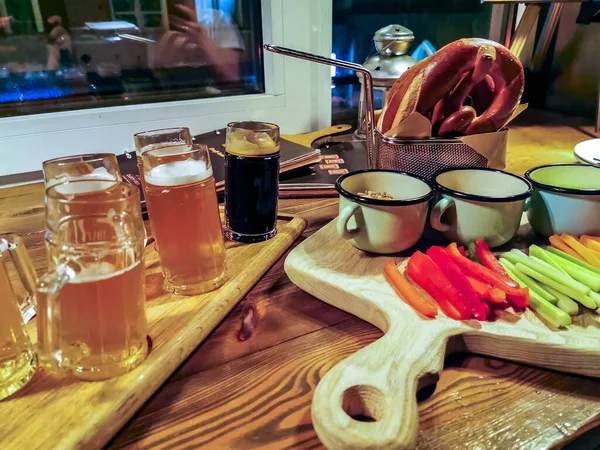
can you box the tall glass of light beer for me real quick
[135,128,227,295]
[0,234,37,400]
[37,181,148,381]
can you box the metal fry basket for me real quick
[264,44,489,180]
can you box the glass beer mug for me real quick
[43,153,121,187]
[0,234,37,400]
[37,180,148,380]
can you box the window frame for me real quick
[0,0,333,177]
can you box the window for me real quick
[0,1,332,178]
[0,0,264,116]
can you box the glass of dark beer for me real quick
[224,121,280,243]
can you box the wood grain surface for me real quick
[0,192,307,449]
[285,220,600,449]
[2,113,600,450]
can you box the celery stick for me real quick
[500,261,571,328]
[546,247,600,276]
[543,250,600,291]
[529,245,568,275]
[542,284,579,315]
[498,258,556,303]
[530,256,555,269]
[587,291,600,309]
[515,263,596,309]
[467,242,480,264]
[504,250,590,296]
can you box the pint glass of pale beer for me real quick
[135,128,227,295]
[37,181,148,380]
[43,153,121,187]
[0,234,37,400]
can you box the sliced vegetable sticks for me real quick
[541,248,600,291]
[498,258,556,304]
[514,263,596,309]
[500,260,571,328]
[427,246,487,320]
[547,247,600,276]
[383,260,438,318]
[561,234,600,268]
[475,239,517,287]
[502,250,590,296]
[446,243,529,307]
[543,284,579,316]
[467,276,506,303]
[549,235,583,261]
[406,252,464,319]
[529,245,568,275]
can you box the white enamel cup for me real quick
[335,170,433,254]
[525,163,600,237]
[430,168,532,248]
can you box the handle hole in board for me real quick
[341,385,385,423]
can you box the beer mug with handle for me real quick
[0,234,37,400]
[37,180,148,381]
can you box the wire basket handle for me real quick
[264,44,376,168]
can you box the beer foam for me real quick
[69,261,140,284]
[48,167,115,188]
[145,159,213,187]
[54,179,117,195]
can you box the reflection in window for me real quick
[0,0,264,117]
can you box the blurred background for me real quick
[0,0,598,126]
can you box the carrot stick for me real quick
[580,236,600,254]
[561,234,600,269]
[581,235,600,243]
[383,260,438,318]
[549,235,584,261]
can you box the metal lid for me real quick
[374,24,414,42]
[374,24,414,56]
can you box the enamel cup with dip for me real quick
[335,170,433,254]
[525,163,600,237]
[431,168,532,248]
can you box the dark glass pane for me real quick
[113,0,135,12]
[143,14,162,28]
[0,0,264,117]
[140,0,161,11]
[115,13,138,26]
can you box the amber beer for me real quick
[58,260,147,377]
[137,141,227,295]
[39,182,148,380]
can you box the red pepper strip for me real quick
[407,252,465,320]
[481,300,491,319]
[467,276,506,303]
[447,243,529,308]
[383,260,438,318]
[458,246,467,257]
[426,246,487,320]
[474,239,518,288]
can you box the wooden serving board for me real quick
[0,214,307,450]
[284,219,600,450]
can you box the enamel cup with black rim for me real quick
[335,170,433,254]
[525,163,600,237]
[431,168,532,248]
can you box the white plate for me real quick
[574,138,600,166]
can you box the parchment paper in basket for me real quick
[387,103,528,170]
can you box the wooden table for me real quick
[2,113,600,450]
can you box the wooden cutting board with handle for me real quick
[284,219,600,450]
